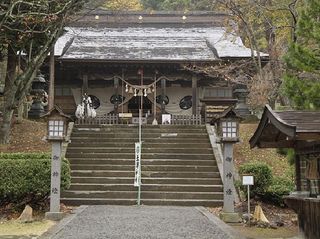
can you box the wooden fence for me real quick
[76,114,119,125]
[171,115,202,125]
[76,114,203,125]
[285,196,320,239]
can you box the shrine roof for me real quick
[55,12,267,62]
[55,9,267,62]
[250,105,320,149]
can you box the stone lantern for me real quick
[28,73,47,118]
[42,105,71,220]
[215,107,241,223]
[233,87,250,117]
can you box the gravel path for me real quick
[48,206,235,239]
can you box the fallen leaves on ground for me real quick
[0,119,50,153]
[234,124,291,177]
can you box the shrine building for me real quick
[45,11,267,122]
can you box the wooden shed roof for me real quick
[274,111,320,133]
[250,105,320,149]
[41,105,72,120]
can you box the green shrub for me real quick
[286,149,296,165]
[0,155,70,205]
[275,148,295,165]
[239,162,273,197]
[264,176,295,206]
[0,152,50,160]
[276,148,288,156]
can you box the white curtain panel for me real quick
[72,88,114,115]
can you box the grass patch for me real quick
[231,224,298,239]
[0,220,56,236]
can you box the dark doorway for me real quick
[128,96,152,116]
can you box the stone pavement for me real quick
[41,206,241,239]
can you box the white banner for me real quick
[134,142,141,187]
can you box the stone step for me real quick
[66,153,214,160]
[75,125,206,129]
[74,127,208,133]
[71,132,208,137]
[69,142,212,148]
[141,199,223,207]
[69,138,210,144]
[68,159,217,166]
[60,198,223,207]
[62,191,223,200]
[68,184,223,192]
[71,170,221,178]
[71,177,222,185]
[61,198,137,206]
[64,124,222,207]
[67,147,213,154]
[70,164,218,172]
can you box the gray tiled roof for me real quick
[56,27,266,61]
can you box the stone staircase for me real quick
[62,124,223,206]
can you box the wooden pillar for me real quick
[114,77,119,114]
[161,78,166,114]
[296,154,302,191]
[192,75,198,115]
[48,47,55,110]
[82,73,88,95]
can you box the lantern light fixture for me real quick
[41,105,71,141]
[222,121,237,139]
[48,120,64,139]
[214,107,241,142]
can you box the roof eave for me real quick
[249,105,296,148]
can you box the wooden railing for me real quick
[76,114,203,125]
[171,115,202,125]
[76,114,119,125]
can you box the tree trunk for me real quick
[0,47,17,144]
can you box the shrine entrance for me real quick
[128,96,152,116]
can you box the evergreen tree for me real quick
[283,0,320,109]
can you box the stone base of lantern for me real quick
[219,212,241,223]
[45,212,65,221]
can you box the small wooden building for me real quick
[250,105,320,239]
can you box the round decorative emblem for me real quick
[156,95,169,105]
[110,94,125,105]
[88,95,100,109]
[179,96,192,110]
